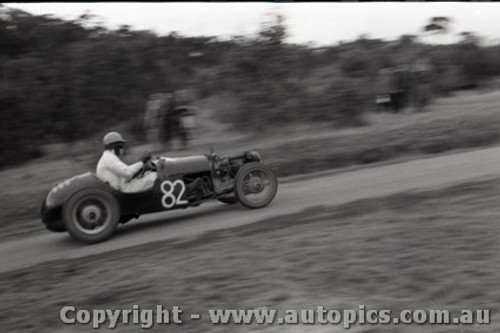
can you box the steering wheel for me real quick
[134,159,157,179]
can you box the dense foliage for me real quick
[1,6,500,168]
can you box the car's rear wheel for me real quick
[63,188,120,244]
[234,163,278,209]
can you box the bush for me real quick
[304,78,370,126]
[339,50,372,77]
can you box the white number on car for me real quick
[161,180,188,209]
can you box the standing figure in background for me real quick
[408,58,433,113]
[143,93,170,152]
[169,105,198,150]
[161,89,198,151]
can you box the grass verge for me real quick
[263,90,500,176]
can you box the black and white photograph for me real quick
[0,2,498,332]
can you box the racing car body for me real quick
[41,150,278,243]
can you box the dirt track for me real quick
[1,175,499,333]
[1,146,500,273]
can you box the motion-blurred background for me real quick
[2,3,500,168]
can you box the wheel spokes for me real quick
[74,197,111,235]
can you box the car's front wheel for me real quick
[234,163,278,209]
[63,188,120,244]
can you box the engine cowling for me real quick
[158,156,211,176]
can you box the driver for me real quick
[96,132,157,193]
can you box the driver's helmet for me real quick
[103,132,127,148]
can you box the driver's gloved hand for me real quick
[140,150,152,164]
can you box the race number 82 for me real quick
[161,180,188,209]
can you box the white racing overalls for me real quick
[96,150,157,193]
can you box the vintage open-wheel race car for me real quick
[41,150,278,244]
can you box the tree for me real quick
[423,17,451,35]
[455,31,486,86]
[458,31,480,46]
[258,12,287,45]
[422,16,452,45]
[398,34,417,47]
